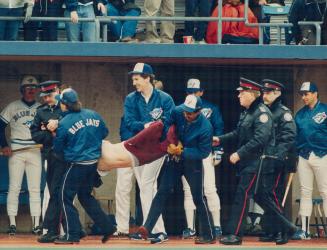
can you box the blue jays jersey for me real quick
[123,88,175,137]
[0,99,40,150]
[295,101,327,159]
[201,99,224,137]
[53,108,108,163]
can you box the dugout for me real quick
[0,42,326,233]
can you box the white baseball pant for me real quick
[182,153,221,227]
[298,152,327,217]
[7,149,42,217]
[115,156,166,234]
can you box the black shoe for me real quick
[80,230,87,239]
[276,232,289,245]
[220,234,242,245]
[195,237,216,244]
[32,226,42,235]
[37,232,59,243]
[259,233,275,242]
[7,225,16,236]
[54,235,79,244]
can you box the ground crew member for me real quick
[0,75,42,235]
[137,95,216,245]
[259,79,297,244]
[53,88,116,244]
[292,82,327,240]
[218,78,297,245]
[181,78,223,239]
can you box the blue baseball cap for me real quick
[55,88,78,105]
[181,95,202,113]
[299,82,318,93]
[186,78,203,93]
[128,63,154,75]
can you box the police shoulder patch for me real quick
[259,113,269,123]
[283,112,293,122]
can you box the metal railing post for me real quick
[277,26,281,45]
[102,13,108,43]
[217,0,223,44]
[315,23,321,45]
[95,17,100,42]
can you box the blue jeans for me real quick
[65,5,96,42]
[107,3,140,40]
[0,7,24,40]
[60,163,115,240]
[185,0,211,41]
[143,158,214,240]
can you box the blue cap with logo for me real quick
[299,82,318,93]
[55,88,79,105]
[181,95,202,113]
[186,78,203,93]
[128,63,154,75]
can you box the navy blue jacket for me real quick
[167,106,213,160]
[53,108,108,163]
[123,88,175,137]
[295,101,327,159]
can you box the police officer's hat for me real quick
[261,79,285,92]
[39,80,60,97]
[237,77,262,91]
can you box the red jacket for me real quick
[232,4,259,39]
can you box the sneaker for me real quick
[138,226,149,239]
[129,232,144,241]
[7,225,16,236]
[214,226,222,239]
[182,228,196,239]
[194,39,207,44]
[37,232,58,243]
[291,229,311,240]
[54,235,79,244]
[113,231,129,238]
[32,226,42,235]
[150,233,168,244]
[195,236,216,244]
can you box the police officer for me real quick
[122,62,175,243]
[52,88,116,244]
[30,81,71,243]
[181,78,224,239]
[137,95,216,244]
[218,78,297,245]
[259,79,297,244]
[292,82,327,240]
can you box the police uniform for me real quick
[53,88,116,244]
[181,79,224,238]
[259,79,297,243]
[0,75,42,234]
[219,78,297,245]
[118,63,175,239]
[294,82,327,238]
[29,81,67,242]
[138,95,215,244]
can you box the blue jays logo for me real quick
[150,108,163,121]
[23,120,33,128]
[313,112,326,124]
[201,108,212,119]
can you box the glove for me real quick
[24,5,33,23]
[213,149,223,166]
[167,141,183,156]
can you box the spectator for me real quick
[64,0,107,41]
[144,0,175,43]
[206,0,259,44]
[184,0,213,44]
[288,0,327,45]
[23,0,64,41]
[0,0,33,40]
[107,0,141,42]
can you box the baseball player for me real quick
[136,95,216,245]
[53,88,116,244]
[0,75,42,235]
[259,79,297,244]
[292,82,327,240]
[119,62,175,244]
[219,78,298,245]
[181,78,223,239]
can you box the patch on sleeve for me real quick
[259,113,269,123]
[283,112,293,122]
[313,112,327,124]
